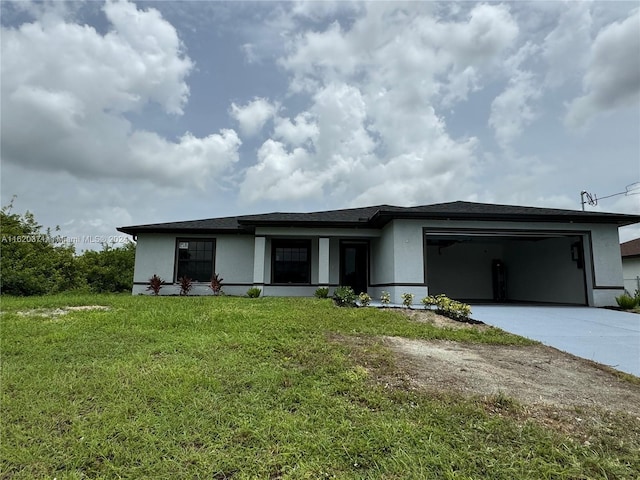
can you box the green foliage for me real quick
[246,287,262,298]
[1,200,83,295]
[401,292,414,308]
[147,275,165,295]
[209,273,224,295]
[380,291,391,306]
[1,199,135,295]
[423,294,473,321]
[333,285,356,307]
[358,292,371,307]
[178,276,193,296]
[77,242,135,293]
[615,293,638,310]
[314,287,329,299]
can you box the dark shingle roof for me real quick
[621,238,640,258]
[117,216,242,235]
[237,205,387,226]
[117,201,640,235]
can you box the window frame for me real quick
[271,239,312,285]
[174,238,216,283]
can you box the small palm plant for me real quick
[209,273,224,296]
[178,276,193,296]
[147,274,165,296]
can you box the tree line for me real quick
[1,201,135,296]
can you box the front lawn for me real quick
[1,295,637,478]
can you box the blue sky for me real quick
[1,0,639,249]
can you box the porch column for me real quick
[253,236,266,286]
[318,237,330,286]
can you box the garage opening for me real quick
[425,231,588,305]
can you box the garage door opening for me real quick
[425,232,588,305]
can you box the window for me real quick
[176,239,215,282]
[272,239,311,284]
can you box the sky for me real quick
[1,0,639,250]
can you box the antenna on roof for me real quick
[580,183,640,210]
[580,190,597,211]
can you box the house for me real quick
[117,201,640,307]
[621,238,640,294]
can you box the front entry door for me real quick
[340,242,368,294]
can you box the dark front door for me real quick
[341,242,368,294]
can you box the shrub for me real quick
[401,292,414,308]
[209,273,224,295]
[178,276,193,296]
[380,291,391,306]
[616,293,638,310]
[422,294,472,321]
[246,287,262,298]
[78,242,135,293]
[314,287,329,299]
[333,286,356,307]
[0,201,84,295]
[422,295,438,308]
[358,292,371,307]
[147,274,165,296]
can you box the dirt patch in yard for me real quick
[383,336,640,416]
[16,305,110,318]
[337,310,640,438]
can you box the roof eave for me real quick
[116,226,251,236]
[375,211,640,226]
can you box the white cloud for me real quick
[127,129,241,188]
[239,3,523,207]
[489,69,541,149]
[488,40,542,150]
[445,3,519,67]
[542,2,592,88]
[273,112,319,147]
[240,82,375,203]
[240,139,323,202]
[229,97,278,137]
[0,0,240,187]
[3,0,638,237]
[566,9,640,128]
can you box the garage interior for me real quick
[425,232,588,305]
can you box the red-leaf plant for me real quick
[209,273,223,295]
[147,274,165,296]
[178,276,193,296]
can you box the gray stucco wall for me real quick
[132,233,177,284]
[216,235,255,286]
[590,225,625,288]
[132,233,255,296]
[622,257,640,293]
[370,223,394,285]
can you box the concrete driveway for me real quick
[471,305,640,377]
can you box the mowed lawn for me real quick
[1,295,638,479]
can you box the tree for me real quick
[1,199,82,295]
[78,242,136,293]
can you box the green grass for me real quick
[1,295,638,479]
